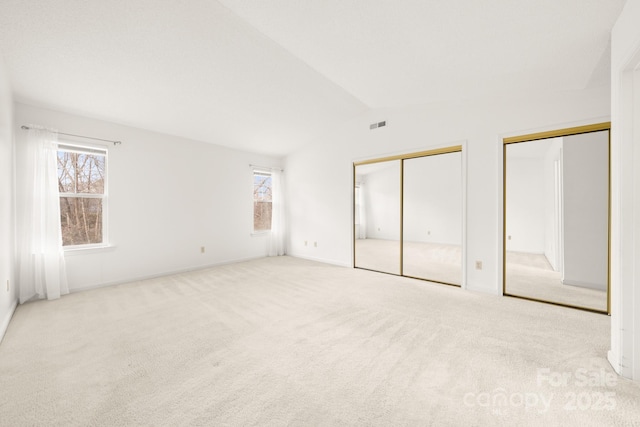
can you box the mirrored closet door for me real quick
[354,160,401,275]
[354,147,463,286]
[503,123,610,313]
[403,151,462,285]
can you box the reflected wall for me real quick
[354,160,400,275]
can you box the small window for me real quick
[57,144,107,247]
[253,171,272,232]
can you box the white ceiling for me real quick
[0,1,626,156]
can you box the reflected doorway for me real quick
[503,123,610,313]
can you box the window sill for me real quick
[251,231,271,236]
[63,245,116,256]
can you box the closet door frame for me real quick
[502,122,611,314]
[353,145,464,286]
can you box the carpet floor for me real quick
[355,239,462,285]
[505,251,607,312]
[355,238,607,311]
[0,256,638,426]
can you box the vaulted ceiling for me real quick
[0,1,626,156]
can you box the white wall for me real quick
[403,152,462,245]
[562,131,609,290]
[356,152,462,245]
[505,138,564,262]
[610,0,640,380]
[505,156,545,253]
[360,162,400,240]
[0,55,16,342]
[14,103,282,291]
[286,85,610,291]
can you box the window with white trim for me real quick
[57,143,108,247]
[253,170,272,232]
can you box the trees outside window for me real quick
[253,171,272,232]
[57,145,107,246]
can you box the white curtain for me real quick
[268,169,286,256]
[16,125,68,303]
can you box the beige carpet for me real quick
[1,256,638,426]
[505,251,607,312]
[355,238,402,275]
[403,241,461,285]
[356,239,606,310]
[355,239,461,285]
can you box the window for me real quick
[253,171,272,232]
[57,144,107,247]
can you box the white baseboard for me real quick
[0,299,18,344]
[288,253,351,268]
[69,255,267,293]
[561,279,607,291]
[607,350,621,375]
[466,283,502,296]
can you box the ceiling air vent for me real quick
[369,120,387,130]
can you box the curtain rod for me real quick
[249,163,284,172]
[21,125,122,146]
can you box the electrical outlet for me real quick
[200,246,205,254]
[475,261,483,270]
[508,235,512,240]
[304,240,307,246]
[6,280,8,292]
[314,242,318,247]
[427,230,431,235]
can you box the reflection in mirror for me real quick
[403,152,462,285]
[354,160,401,275]
[504,129,609,312]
